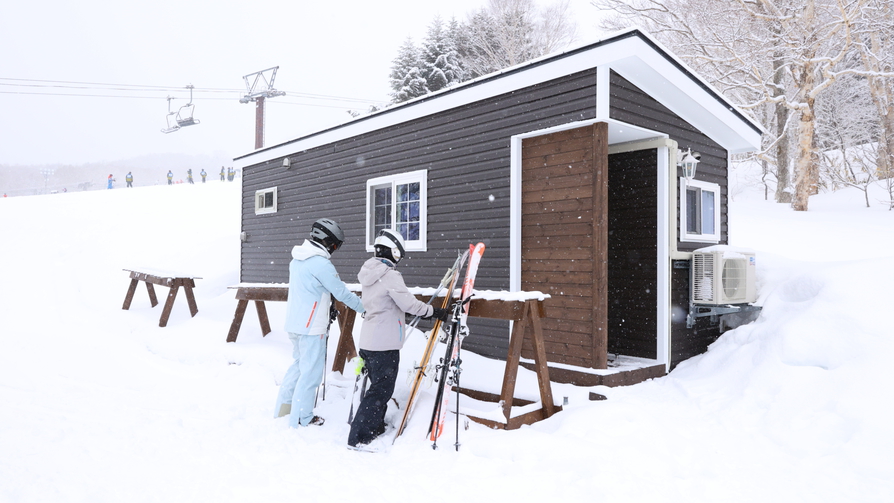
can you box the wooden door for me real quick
[520,123,608,369]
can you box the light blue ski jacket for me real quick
[283,240,364,335]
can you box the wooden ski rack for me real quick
[121,269,200,327]
[407,295,557,430]
[225,285,557,429]
[225,285,359,366]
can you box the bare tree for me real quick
[594,0,888,211]
[816,74,878,207]
[853,0,894,186]
[462,0,578,79]
[821,144,877,207]
[592,0,795,203]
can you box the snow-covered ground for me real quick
[1,175,892,502]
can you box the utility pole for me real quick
[40,168,54,194]
[239,67,285,150]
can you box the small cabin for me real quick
[233,28,763,383]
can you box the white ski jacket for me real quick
[357,257,433,351]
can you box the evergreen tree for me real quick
[387,0,576,100]
[420,16,464,93]
[389,37,429,103]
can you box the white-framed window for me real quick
[254,187,277,215]
[366,169,427,251]
[680,178,720,243]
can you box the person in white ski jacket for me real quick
[347,229,449,449]
[274,219,364,428]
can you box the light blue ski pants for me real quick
[275,332,326,427]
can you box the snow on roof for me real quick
[234,28,762,169]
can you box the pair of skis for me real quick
[392,242,485,451]
[428,243,484,450]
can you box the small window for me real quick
[366,170,426,251]
[680,179,720,242]
[255,187,277,215]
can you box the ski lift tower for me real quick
[40,168,54,194]
[239,67,285,149]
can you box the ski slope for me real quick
[1,177,892,502]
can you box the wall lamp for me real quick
[283,157,291,169]
[677,148,701,180]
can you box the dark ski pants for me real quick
[348,349,399,446]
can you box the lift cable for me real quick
[0,89,370,110]
[0,77,383,103]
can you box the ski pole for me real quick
[317,296,339,405]
[314,333,329,407]
[454,344,462,451]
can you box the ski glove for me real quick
[430,307,450,322]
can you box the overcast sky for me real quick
[0,0,606,166]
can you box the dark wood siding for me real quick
[607,149,658,359]
[609,71,726,364]
[670,262,722,368]
[608,70,729,252]
[241,69,600,359]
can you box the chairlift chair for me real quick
[176,103,199,127]
[161,96,181,134]
[160,85,200,133]
[177,84,200,127]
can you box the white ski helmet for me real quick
[310,218,345,253]
[374,228,406,263]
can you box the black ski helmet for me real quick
[310,218,345,253]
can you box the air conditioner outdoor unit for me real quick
[691,247,757,305]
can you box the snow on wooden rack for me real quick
[230,282,549,301]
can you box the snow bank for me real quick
[0,178,892,502]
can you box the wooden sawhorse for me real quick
[408,296,557,430]
[226,285,359,374]
[122,269,200,327]
[226,285,288,343]
[330,295,557,430]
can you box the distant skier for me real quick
[347,229,449,451]
[107,174,115,190]
[220,166,225,181]
[167,170,173,186]
[200,169,207,183]
[125,172,133,188]
[227,167,235,182]
[187,169,194,184]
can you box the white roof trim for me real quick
[511,116,667,145]
[234,29,761,169]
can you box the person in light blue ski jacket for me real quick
[275,218,364,428]
[283,241,360,335]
